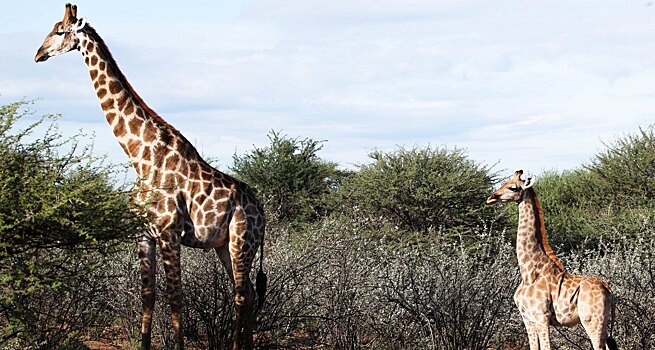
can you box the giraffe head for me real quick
[485,170,536,205]
[34,3,87,62]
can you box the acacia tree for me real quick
[0,101,144,348]
[231,131,347,225]
[587,127,655,205]
[339,146,499,238]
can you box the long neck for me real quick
[77,25,194,179]
[516,189,564,283]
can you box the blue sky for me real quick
[2,1,655,176]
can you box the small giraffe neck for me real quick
[76,25,201,180]
[516,189,564,282]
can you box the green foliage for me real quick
[0,100,145,347]
[230,130,348,225]
[339,146,500,239]
[587,127,655,205]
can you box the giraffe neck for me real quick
[76,25,196,180]
[516,189,564,283]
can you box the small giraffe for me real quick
[35,4,266,350]
[486,170,618,350]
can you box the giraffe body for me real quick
[486,170,617,350]
[35,4,266,350]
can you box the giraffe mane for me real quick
[82,24,204,162]
[530,190,565,270]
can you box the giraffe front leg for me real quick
[535,320,551,350]
[137,238,156,350]
[522,312,552,350]
[159,238,185,350]
[518,309,545,350]
[522,320,540,350]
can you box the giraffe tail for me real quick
[606,285,618,350]
[254,232,267,315]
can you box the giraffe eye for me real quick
[55,28,65,35]
[509,185,519,192]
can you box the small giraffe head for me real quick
[485,170,536,205]
[35,3,87,62]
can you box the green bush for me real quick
[339,146,501,242]
[0,101,144,348]
[588,127,655,205]
[231,130,348,225]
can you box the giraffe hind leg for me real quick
[215,244,252,349]
[231,275,255,350]
[228,238,256,348]
[579,283,613,350]
[229,244,256,350]
[580,313,611,350]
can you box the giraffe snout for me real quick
[35,46,49,62]
[485,193,500,205]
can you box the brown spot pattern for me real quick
[143,125,157,143]
[100,98,114,111]
[109,80,121,94]
[96,88,107,99]
[113,118,127,137]
[129,117,143,134]
[124,100,134,115]
[105,112,116,124]
[127,139,141,158]
[117,93,129,111]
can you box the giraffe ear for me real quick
[523,176,536,189]
[73,17,87,32]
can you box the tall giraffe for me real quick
[486,170,618,350]
[35,4,266,350]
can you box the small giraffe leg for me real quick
[137,238,156,350]
[581,316,608,350]
[535,321,551,350]
[581,312,610,349]
[523,321,540,350]
[159,239,185,350]
[526,325,539,350]
[579,283,612,350]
